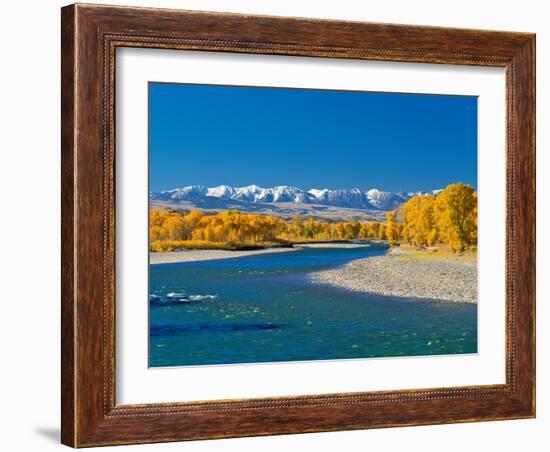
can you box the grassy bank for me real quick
[150,239,293,252]
[150,238,377,252]
[389,244,477,263]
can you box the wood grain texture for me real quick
[61,3,536,447]
[60,5,76,446]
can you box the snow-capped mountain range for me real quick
[151,184,441,211]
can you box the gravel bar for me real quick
[310,251,477,303]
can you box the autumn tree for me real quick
[434,183,477,252]
[149,183,477,252]
[377,224,387,240]
[401,195,437,246]
[385,212,401,245]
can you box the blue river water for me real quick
[149,242,477,367]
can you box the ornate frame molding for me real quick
[62,4,535,447]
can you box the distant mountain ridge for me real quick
[151,184,441,211]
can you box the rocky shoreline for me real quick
[310,247,477,303]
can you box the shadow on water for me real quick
[150,322,285,336]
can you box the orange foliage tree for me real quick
[149,183,477,252]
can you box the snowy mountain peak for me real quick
[160,185,208,200]
[206,185,235,199]
[151,184,442,211]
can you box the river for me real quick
[149,242,477,367]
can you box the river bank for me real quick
[310,246,477,303]
[150,246,299,264]
[150,240,379,264]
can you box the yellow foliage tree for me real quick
[385,212,401,245]
[401,195,437,247]
[434,183,477,252]
[148,183,476,252]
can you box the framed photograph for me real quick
[61,3,535,447]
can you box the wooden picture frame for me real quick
[61,3,535,447]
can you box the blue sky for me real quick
[149,82,477,193]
